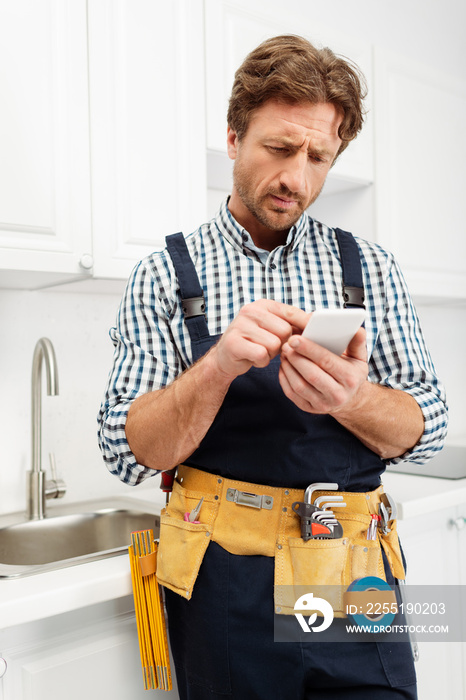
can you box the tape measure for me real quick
[344,576,397,631]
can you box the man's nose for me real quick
[279,152,308,194]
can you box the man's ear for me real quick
[226,126,239,160]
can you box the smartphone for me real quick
[302,308,366,355]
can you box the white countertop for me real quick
[1,473,465,632]
[0,489,164,632]
[382,471,466,519]
[0,553,134,631]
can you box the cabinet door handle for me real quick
[0,657,7,678]
[449,516,466,530]
[79,254,94,270]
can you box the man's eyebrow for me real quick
[266,135,300,147]
[266,136,334,159]
[307,145,334,159]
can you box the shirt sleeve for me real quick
[97,258,184,485]
[367,253,448,465]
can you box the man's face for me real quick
[227,99,343,248]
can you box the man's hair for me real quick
[227,34,367,158]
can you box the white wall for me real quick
[0,288,163,516]
[1,0,465,517]
[225,0,466,81]
[413,302,466,446]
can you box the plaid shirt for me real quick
[97,198,448,485]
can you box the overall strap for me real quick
[166,228,365,336]
[165,232,210,342]
[335,228,365,309]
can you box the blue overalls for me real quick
[163,230,417,699]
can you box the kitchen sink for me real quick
[0,497,160,579]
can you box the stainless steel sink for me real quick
[0,497,160,579]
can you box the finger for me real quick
[278,362,319,413]
[284,333,365,384]
[242,340,273,368]
[240,301,310,340]
[281,335,369,411]
[279,359,327,413]
[272,302,310,331]
[280,353,337,408]
[228,321,288,361]
[239,306,291,346]
[283,335,343,382]
[343,326,367,361]
[214,335,273,378]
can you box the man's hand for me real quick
[279,325,424,460]
[126,300,309,470]
[278,326,368,414]
[211,299,309,380]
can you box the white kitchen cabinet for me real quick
[0,0,207,291]
[204,0,374,197]
[0,597,178,700]
[397,503,466,699]
[454,506,466,700]
[374,48,466,301]
[0,0,93,290]
[86,0,207,282]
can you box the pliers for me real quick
[184,497,204,523]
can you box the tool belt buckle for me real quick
[226,488,274,510]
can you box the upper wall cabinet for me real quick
[374,49,466,301]
[204,0,374,197]
[0,0,207,290]
[0,0,93,289]
[87,0,207,281]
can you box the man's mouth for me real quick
[269,194,298,210]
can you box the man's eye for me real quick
[268,146,288,154]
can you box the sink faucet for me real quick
[28,338,66,520]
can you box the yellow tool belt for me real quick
[156,465,405,617]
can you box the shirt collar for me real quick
[215,197,308,258]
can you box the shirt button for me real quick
[242,232,249,242]
[270,262,277,269]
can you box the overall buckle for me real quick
[182,295,206,318]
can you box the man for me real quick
[98,35,447,699]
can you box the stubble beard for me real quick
[232,159,322,233]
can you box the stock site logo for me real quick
[293,592,334,633]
